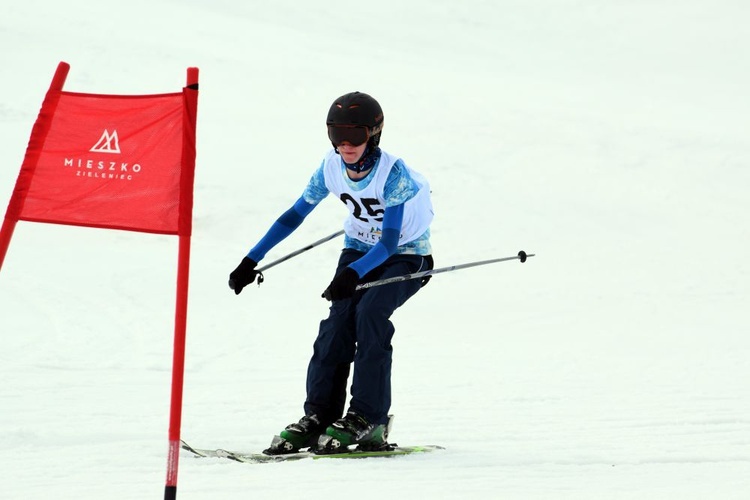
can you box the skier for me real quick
[229,91,434,453]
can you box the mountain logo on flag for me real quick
[90,129,121,154]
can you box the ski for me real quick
[180,440,444,464]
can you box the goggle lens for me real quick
[328,125,370,147]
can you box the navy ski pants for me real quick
[304,249,431,426]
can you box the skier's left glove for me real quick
[420,255,435,287]
[322,267,360,301]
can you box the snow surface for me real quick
[2,1,749,499]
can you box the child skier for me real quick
[229,91,434,453]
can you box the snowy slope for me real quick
[1,1,749,499]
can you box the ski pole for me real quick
[354,250,534,291]
[252,229,345,285]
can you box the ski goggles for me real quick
[327,125,371,147]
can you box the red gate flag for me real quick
[0,62,199,500]
[4,68,195,235]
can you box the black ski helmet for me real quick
[326,91,384,149]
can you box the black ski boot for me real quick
[315,412,394,454]
[263,414,325,455]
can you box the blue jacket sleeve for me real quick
[247,196,315,262]
[348,203,404,277]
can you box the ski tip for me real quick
[180,440,208,457]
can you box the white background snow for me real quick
[1,1,749,498]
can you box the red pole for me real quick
[164,67,199,500]
[0,61,70,272]
[0,214,18,273]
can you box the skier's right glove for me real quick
[229,257,260,295]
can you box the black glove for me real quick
[420,255,435,287]
[229,257,260,295]
[322,267,360,301]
